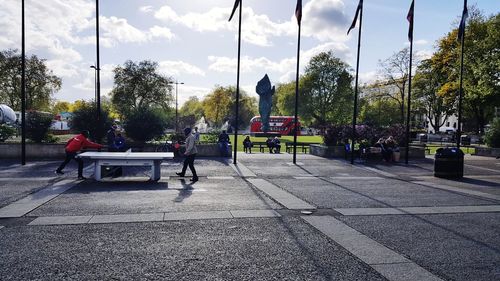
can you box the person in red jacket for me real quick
[55,130,103,180]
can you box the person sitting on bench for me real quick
[266,137,275,153]
[243,135,253,153]
[272,136,281,153]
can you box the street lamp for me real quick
[168,80,184,133]
[90,65,99,118]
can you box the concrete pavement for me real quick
[0,153,499,280]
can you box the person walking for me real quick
[55,130,103,180]
[193,127,200,143]
[176,127,199,182]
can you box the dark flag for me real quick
[228,0,241,22]
[407,0,414,41]
[295,0,302,25]
[347,0,363,35]
[457,0,468,41]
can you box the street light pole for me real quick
[90,65,98,112]
[168,81,184,133]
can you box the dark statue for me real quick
[256,74,275,132]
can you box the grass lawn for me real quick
[225,134,322,153]
[426,144,476,155]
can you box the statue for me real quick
[256,74,275,132]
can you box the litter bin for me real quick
[460,135,471,146]
[434,147,464,178]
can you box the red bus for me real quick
[250,116,301,136]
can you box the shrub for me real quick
[26,111,53,143]
[70,101,113,142]
[485,117,500,148]
[124,107,167,143]
[0,124,16,142]
[203,129,221,144]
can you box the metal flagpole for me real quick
[229,0,242,165]
[293,0,302,164]
[96,0,101,122]
[21,0,26,165]
[405,0,415,165]
[457,0,467,150]
[350,2,363,165]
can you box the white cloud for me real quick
[302,0,350,42]
[100,16,148,45]
[148,26,175,40]
[415,39,428,45]
[158,61,206,77]
[177,85,211,106]
[139,6,153,13]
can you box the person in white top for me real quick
[193,126,200,143]
[176,127,198,182]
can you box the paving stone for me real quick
[89,213,164,224]
[230,209,281,218]
[247,178,315,210]
[29,216,92,226]
[372,263,443,281]
[163,211,232,221]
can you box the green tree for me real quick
[202,86,232,127]
[51,101,70,114]
[301,51,353,126]
[275,80,312,125]
[70,100,113,142]
[110,60,174,118]
[179,96,204,123]
[431,8,500,133]
[377,47,412,124]
[0,49,62,111]
[124,107,168,143]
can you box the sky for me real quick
[0,0,498,107]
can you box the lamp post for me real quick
[90,65,99,118]
[168,80,184,132]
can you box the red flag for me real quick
[347,0,363,35]
[295,0,302,25]
[407,0,414,41]
[228,0,241,22]
[457,0,468,41]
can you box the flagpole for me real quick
[293,12,301,164]
[21,0,26,165]
[351,5,363,165]
[405,0,414,165]
[233,0,242,165]
[457,20,465,150]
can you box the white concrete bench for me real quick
[78,151,174,181]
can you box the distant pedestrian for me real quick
[106,124,118,152]
[114,133,126,151]
[218,130,230,157]
[176,127,198,182]
[243,135,253,153]
[193,127,200,143]
[55,130,103,180]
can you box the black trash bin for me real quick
[460,135,471,146]
[434,147,464,178]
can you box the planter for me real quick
[474,147,500,158]
[309,144,346,158]
[392,151,401,162]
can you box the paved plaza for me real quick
[0,153,499,280]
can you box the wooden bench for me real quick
[78,151,174,181]
[360,147,383,160]
[252,141,269,153]
[285,142,320,153]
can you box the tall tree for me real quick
[50,101,70,114]
[301,51,353,126]
[110,60,173,118]
[412,59,455,133]
[202,86,232,127]
[0,49,61,111]
[275,80,312,124]
[377,47,412,123]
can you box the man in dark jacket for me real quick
[55,130,103,180]
[218,130,230,157]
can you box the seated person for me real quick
[266,137,275,153]
[272,137,281,153]
[218,130,230,157]
[243,136,253,153]
[375,137,391,162]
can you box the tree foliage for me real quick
[70,100,112,142]
[0,49,61,111]
[110,60,174,118]
[124,107,168,143]
[26,111,53,143]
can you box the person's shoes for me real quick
[77,176,87,180]
[176,172,185,177]
[55,170,64,175]
[190,177,199,182]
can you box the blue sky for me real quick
[0,0,498,106]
